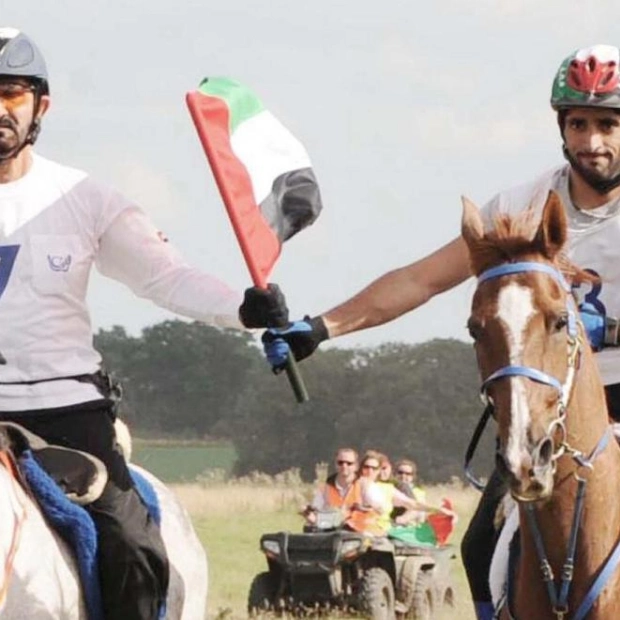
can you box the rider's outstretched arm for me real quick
[323,236,472,338]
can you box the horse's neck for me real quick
[0,461,22,598]
[517,354,620,610]
[549,351,620,531]
[565,351,612,455]
[0,464,12,549]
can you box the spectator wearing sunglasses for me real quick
[348,450,445,536]
[395,459,425,500]
[302,447,361,524]
[392,458,428,524]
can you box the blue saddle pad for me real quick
[19,451,162,620]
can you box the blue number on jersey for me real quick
[582,268,606,315]
[0,245,20,299]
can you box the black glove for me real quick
[239,283,289,328]
[261,315,329,370]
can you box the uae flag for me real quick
[186,77,323,287]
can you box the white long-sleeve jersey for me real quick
[0,154,243,411]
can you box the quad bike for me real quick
[247,509,456,619]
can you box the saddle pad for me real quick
[19,453,163,620]
[20,449,104,620]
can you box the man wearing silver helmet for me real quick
[0,27,249,620]
[240,44,620,619]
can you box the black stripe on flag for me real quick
[258,168,323,243]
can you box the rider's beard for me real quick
[0,117,20,157]
[563,144,620,194]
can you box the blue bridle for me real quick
[477,261,579,406]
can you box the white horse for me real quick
[0,424,208,620]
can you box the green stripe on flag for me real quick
[198,77,265,133]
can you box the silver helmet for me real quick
[0,27,49,94]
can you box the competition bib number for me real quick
[0,245,20,300]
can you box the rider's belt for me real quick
[605,316,620,347]
[0,370,123,403]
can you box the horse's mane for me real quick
[469,208,593,286]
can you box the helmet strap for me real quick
[24,88,43,146]
[562,144,620,195]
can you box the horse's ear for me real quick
[461,196,484,249]
[534,191,567,259]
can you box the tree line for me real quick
[95,320,496,484]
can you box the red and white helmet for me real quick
[551,44,620,110]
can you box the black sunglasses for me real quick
[397,470,414,475]
[337,460,355,466]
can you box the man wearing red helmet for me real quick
[240,44,620,619]
[0,26,249,620]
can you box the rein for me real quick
[0,450,27,612]
[522,429,612,620]
[471,260,620,620]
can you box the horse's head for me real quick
[462,191,586,502]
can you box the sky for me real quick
[2,0,620,350]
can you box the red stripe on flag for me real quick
[186,91,281,288]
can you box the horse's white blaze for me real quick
[497,283,536,471]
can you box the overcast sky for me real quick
[3,1,619,349]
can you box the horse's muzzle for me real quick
[496,436,555,502]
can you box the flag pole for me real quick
[244,261,309,405]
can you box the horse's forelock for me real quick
[469,211,542,274]
[468,208,595,291]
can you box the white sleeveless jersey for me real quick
[0,154,243,411]
[483,164,620,386]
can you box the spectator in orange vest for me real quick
[302,447,361,525]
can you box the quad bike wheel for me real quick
[411,570,434,620]
[358,566,396,620]
[248,571,278,616]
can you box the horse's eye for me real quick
[467,318,483,341]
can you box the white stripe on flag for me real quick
[230,110,312,205]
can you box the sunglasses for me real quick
[337,460,355,466]
[397,470,414,475]
[0,82,35,108]
[362,464,379,470]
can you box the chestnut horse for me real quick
[462,191,620,619]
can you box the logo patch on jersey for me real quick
[47,254,72,272]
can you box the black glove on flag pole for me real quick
[186,77,323,402]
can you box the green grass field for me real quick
[132,440,237,482]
